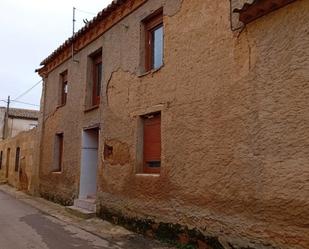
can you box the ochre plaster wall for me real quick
[39,0,309,248]
[0,129,38,192]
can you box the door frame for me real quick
[78,126,100,199]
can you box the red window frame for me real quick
[143,112,161,174]
[92,53,102,106]
[0,150,2,170]
[144,10,163,72]
[60,70,68,106]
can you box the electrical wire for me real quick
[1,99,39,107]
[13,80,42,101]
[10,100,40,107]
[75,8,96,16]
[3,7,95,109]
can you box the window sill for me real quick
[84,105,99,113]
[135,173,160,177]
[51,171,62,174]
[138,65,164,78]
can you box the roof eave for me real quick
[234,0,297,24]
[39,0,137,67]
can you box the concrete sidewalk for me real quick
[0,184,174,249]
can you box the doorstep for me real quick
[66,197,97,219]
[65,205,96,219]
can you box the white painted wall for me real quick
[0,107,38,140]
[8,118,38,138]
[79,129,99,199]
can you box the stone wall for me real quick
[38,0,309,248]
[0,128,38,192]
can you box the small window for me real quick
[60,70,68,106]
[144,10,164,71]
[53,133,64,172]
[29,124,37,129]
[0,151,3,170]
[15,147,20,172]
[91,52,102,106]
[142,112,161,174]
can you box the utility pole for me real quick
[2,96,10,140]
[72,7,76,61]
[72,7,79,63]
[73,7,76,36]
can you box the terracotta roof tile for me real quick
[7,108,39,120]
[234,0,297,24]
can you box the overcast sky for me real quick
[0,0,112,110]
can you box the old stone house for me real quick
[0,107,39,190]
[0,107,38,140]
[36,0,309,248]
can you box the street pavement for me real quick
[0,189,171,249]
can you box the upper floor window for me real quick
[144,10,164,72]
[15,147,20,172]
[60,70,68,106]
[91,52,102,106]
[0,150,3,170]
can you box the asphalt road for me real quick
[0,190,121,249]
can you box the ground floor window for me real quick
[53,133,64,172]
[142,112,161,174]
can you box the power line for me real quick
[10,100,40,107]
[75,8,96,16]
[1,99,39,107]
[13,79,42,101]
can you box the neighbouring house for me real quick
[0,107,39,191]
[35,0,309,248]
[0,107,39,140]
[0,128,38,192]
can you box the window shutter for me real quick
[143,113,161,173]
